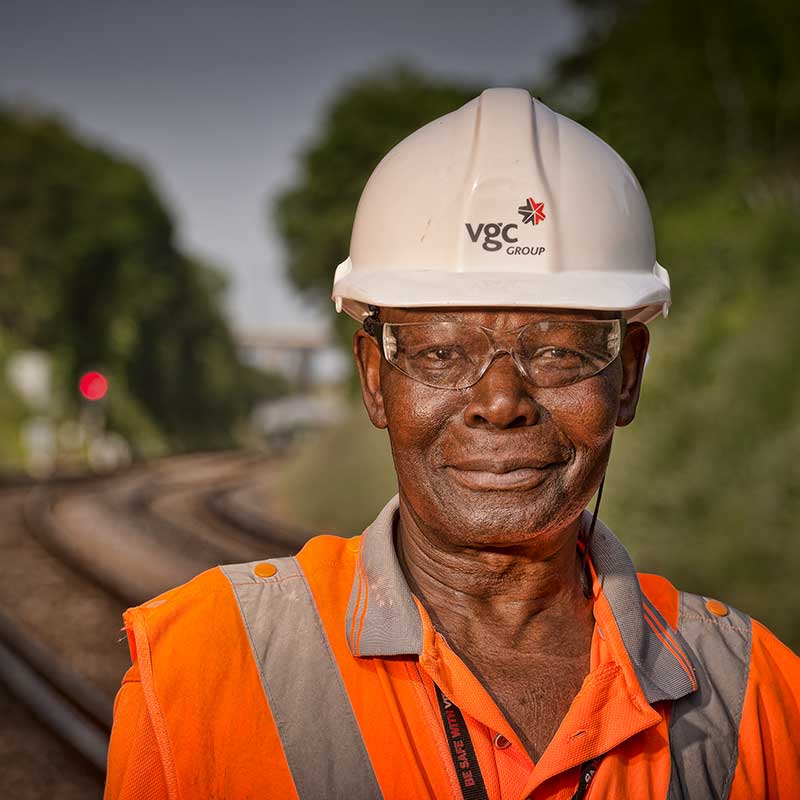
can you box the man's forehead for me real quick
[380,306,621,324]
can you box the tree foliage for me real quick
[272,2,800,646]
[274,66,479,348]
[553,0,800,645]
[0,107,284,454]
[555,0,800,203]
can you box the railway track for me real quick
[0,610,112,773]
[0,451,311,796]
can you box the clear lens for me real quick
[384,321,491,389]
[516,320,622,388]
[383,319,622,389]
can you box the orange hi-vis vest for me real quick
[105,496,800,799]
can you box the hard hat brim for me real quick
[333,261,671,324]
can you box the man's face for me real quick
[354,307,649,548]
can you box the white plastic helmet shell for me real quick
[332,88,670,323]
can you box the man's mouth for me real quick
[445,458,563,491]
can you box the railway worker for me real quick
[105,89,800,800]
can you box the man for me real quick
[105,89,799,799]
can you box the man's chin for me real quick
[424,479,578,547]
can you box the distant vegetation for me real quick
[274,69,480,354]
[273,0,800,649]
[0,107,286,467]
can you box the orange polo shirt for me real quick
[105,497,800,799]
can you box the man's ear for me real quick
[617,321,650,427]
[354,329,388,429]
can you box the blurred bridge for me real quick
[236,329,348,438]
[236,328,332,392]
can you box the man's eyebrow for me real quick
[387,311,621,323]
[388,312,464,323]
[419,312,464,322]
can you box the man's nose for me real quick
[463,353,541,429]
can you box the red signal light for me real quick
[79,371,108,401]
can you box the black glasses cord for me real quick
[581,474,605,599]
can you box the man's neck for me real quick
[394,495,593,650]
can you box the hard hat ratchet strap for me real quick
[363,304,383,340]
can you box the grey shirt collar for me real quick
[345,494,696,704]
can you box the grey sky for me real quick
[2,0,583,334]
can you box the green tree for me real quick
[551,0,800,645]
[554,0,800,201]
[271,3,800,647]
[0,105,284,454]
[274,66,480,350]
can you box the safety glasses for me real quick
[364,313,625,390]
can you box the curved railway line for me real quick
[0,451,310,797]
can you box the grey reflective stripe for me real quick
[221,558,384,800]
[667,592,752,800]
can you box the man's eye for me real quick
[532,347,586,366]
[412,346,464,365]
[425,347,461,361]
[540,348,570,358]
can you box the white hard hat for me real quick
[332,88,670,324]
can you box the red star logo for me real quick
[517,197,546,225]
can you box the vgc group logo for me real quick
[517,197,546,225]
[464,196,547,255]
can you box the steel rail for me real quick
[204,481,304,552]
[3,450,305,776]
[112,453,297,563]
[128,451,307,556]
[0,610,112,773]
[23,486,140,606]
